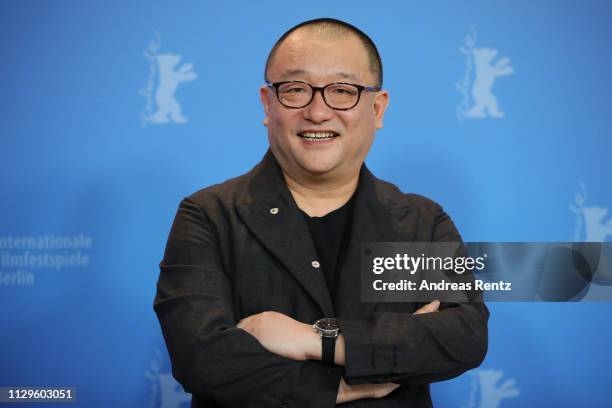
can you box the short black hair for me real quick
[264,18,383,88]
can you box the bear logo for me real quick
[140,32,197,126]
[466,48,514,118]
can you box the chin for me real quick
[301,162,339,176]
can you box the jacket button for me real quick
[270,207,279,215]
[311,260,320,268]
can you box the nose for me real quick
[302,89,335,124]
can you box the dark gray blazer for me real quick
[154,150,489,408]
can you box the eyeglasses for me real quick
[267,80,381,111]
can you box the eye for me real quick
[329,86,358,96]
[279,83,309,94]
[285,87,306,93]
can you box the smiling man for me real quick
[154,18,489,407]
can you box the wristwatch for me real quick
[313,317,341,365]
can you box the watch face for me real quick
[317,318,339,330]
[315,318,340,336]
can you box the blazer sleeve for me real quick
[153,197,341,407]
[339,205,489,385]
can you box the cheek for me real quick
[343,111,376,142]
[269,109,297,132]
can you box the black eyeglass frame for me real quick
[267,80,381,111]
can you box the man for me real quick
[154,18,489,407]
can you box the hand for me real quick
[413,300,440,315]
[237,311,319,361]
[336,378,400,404]
[335,301,438,404]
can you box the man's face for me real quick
[261,30,389,182]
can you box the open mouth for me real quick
[297,131,340,141]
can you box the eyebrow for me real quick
[279,69,360,82]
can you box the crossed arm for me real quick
[155,197,489,406]
[236,301,442,404]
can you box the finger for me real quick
[236,316,252,329]
[238,322,254,334]
[425,300,440,312]
[414,300,440,315]
[372,382,401,399]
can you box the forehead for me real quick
[268,30,373,83]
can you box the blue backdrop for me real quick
[1,1,611,407]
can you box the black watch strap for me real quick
[322,335,336,365]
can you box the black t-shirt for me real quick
[300,196,354,298]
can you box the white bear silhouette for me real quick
[466,48,514,118]
[157,373,191,408]
[579,206,612,242]
[476,369,520,408]
[150,53,197,124]
[570,184,612,242]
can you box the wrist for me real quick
[304,323,322,360]
[313,317,341,364]
[334,334,345,366]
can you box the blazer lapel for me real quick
[334,165,418,317]
[235,150,335,317]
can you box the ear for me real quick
[260,85,271,127]
[373,90,390,129]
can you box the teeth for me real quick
[299,132,337,139]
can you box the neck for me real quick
[283,170,359,217]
